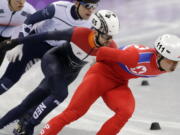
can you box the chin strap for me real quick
[157,56,165,71]
[95,32,104,48]
[76,4,83,20]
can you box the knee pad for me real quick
[0,77,14,95]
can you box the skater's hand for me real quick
[0,40,13,50]
[0,39,19,51]
[6,45,23,62]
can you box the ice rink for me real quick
[0,0,180,135]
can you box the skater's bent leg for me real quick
[98,85,135,135]
[0,58,30,95]
[39,73,113,135]
[0,81,49,129]
[29,91,68,126]
[23,73,69,130]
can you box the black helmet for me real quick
[77,0,100,4]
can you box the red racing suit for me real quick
[39,44,166,135]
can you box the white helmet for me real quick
[154,34,180,61]
[91,10,120,36]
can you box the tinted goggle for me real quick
[79,2,98,9]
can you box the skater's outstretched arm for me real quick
[97,46,139,67]
[19,4,56,38]
[0,28,73,52]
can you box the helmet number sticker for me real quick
[105,13,116,18]
[105,14,111,18]
[157,42,165,53]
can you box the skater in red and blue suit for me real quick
[40,34,180,135]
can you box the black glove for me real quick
[0,39,19,52]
